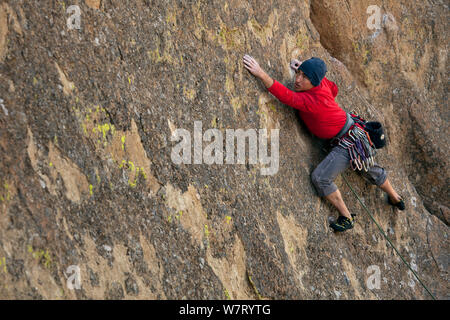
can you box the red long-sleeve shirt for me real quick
[268,77,346,139]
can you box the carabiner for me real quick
[355,157,363,171]
[362,159,369,172]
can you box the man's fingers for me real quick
[243,59,253,68]
[243,54,256,65]
[290,58,301,71]
[243,60,255,70]
[244,61,258,71]
[243,54,262,76]
[243,57,254,65]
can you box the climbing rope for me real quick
[341,174,437,300]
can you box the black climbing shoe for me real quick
[388,197,405,211]
[330,215,355,232]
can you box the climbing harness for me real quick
[333,113,378,172]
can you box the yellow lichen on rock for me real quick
[217,24,244,51]
[106,119,160,193]
[183,87,196,100]
[247,10,278,47]
[147,31,179,65]
[257,93,280,132]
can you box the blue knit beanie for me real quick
[298,57,327,87]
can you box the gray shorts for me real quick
[311,145,387,197]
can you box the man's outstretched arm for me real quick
[243,54,274,88]
[243,54,310,112]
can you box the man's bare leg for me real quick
[325,189,352,219]
[379,179,402,203]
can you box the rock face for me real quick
[0,0,448,299]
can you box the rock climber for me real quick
[243,54,405,232]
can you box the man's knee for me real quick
[311,169,336,197]
[363,165,387,186]
[311,168,322,190]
